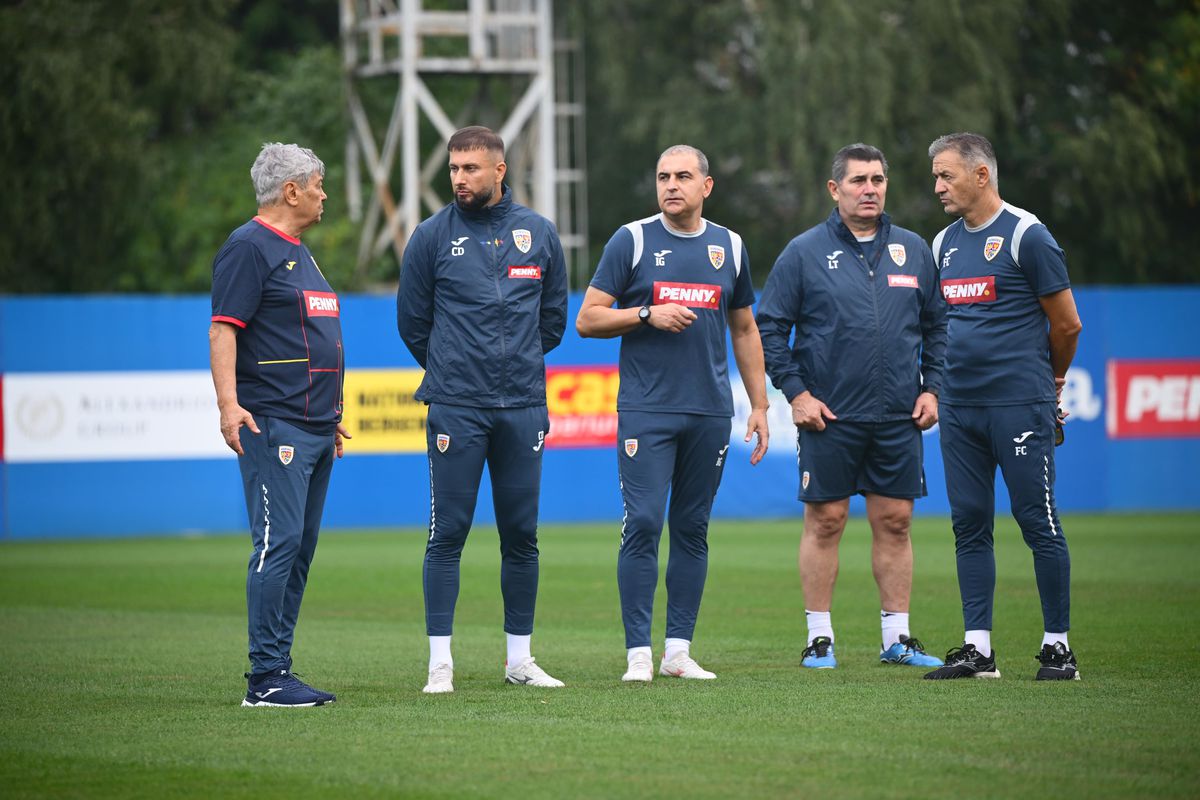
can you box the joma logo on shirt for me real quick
[941,276,996,304]
[304,291,340,317]
[508,265,542,279]
[652,281,721,309]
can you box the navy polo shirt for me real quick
[211,217,344,433]
[590,214,755,417]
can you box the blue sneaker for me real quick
[801,636,837,669]
[880,635,944,667]
[242,669,336,707]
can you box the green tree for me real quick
[0,1,237,293]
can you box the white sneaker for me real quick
[622,651,653,682]
[659,652,716,679]
[423,663,454,694]
[504,657,565,687]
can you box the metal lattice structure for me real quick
[340,0,587,285]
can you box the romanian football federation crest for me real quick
[513,229,532,254]
[707,245,725,270]
[436,433,450,453]
[888,243,907,266]
[984,236,1004,262]
[802,470,810,491]
[624,438,638,458]
[278,445,294,466]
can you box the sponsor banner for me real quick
[341,369,427,453]
[508,265,542,279]
[545,366,619,448]
[2,371,228,463]
[941,276,996,304]
[303,290,340,317]
[652,281,722,309]
[1106,359,1200,439]
[887,274,919,289]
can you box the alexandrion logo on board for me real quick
[652,281,721,309]
[941,276,996,304]
[304,291,340,317]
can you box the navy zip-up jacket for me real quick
[756,209,947,422]
[397,185,568,408]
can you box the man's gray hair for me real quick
[251,142,326,207]
[658,144,710,177]
[929,132,999,190]
[831,143,889,183]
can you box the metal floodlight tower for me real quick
[341,0,587,285]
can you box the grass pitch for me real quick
[1,514,1197,798]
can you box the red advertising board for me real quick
[1106,359,1200,439]
[545,365,619,448]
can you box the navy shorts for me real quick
[796,419,926,502]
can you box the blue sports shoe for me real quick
[242,669,336,707]
[801,636,837,669]
[880,635,944,667]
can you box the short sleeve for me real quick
[590,227,636,301]
[212,239,270,326]
[1016,224,1070,297]
[731,241,755,309]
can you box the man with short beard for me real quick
[397,126,568,694]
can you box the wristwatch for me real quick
[638,305,652,325]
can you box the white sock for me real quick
[881,610,909,649]
[627,646,652,663]
[506,633,531,667]
[1042,632,1069,650]
[429,635,452,669]
[664,638,690,662]
[805,610,834,644]
[965,629,991,658]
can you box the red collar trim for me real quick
[253,216,301,244]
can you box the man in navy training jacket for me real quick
[210,142,350,707]
[756,143,947,671]
[398,126,568,694]
[576,144,770,683]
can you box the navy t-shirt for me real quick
[211,217,344,433]
[932,203,1070,406]
[590,214,755,417]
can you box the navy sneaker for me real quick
[242,669,336,707]
[1035,642,1081,681]
[801,636,837,669]
[880,635,944,667]
[923,644,1001,680]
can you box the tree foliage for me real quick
[580,0,1200,284]
[0,0,1196,293]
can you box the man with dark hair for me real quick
[577,144,770,683]
[210,142,350,707]
[756,143,947,671]
[398,125,568,693]
[924,132,1083,681]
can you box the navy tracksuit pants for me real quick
[939,402,1071,633]
[239,415,335,676]
[616,411,731,649]
[422,403,548,636]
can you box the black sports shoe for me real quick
[923,643,1001,680]
[242,669,337,707]
[1035,642,1081,681]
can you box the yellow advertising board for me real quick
[341,369,428,453]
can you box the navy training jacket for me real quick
[756,209,947,422]
[397,186,568,408]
